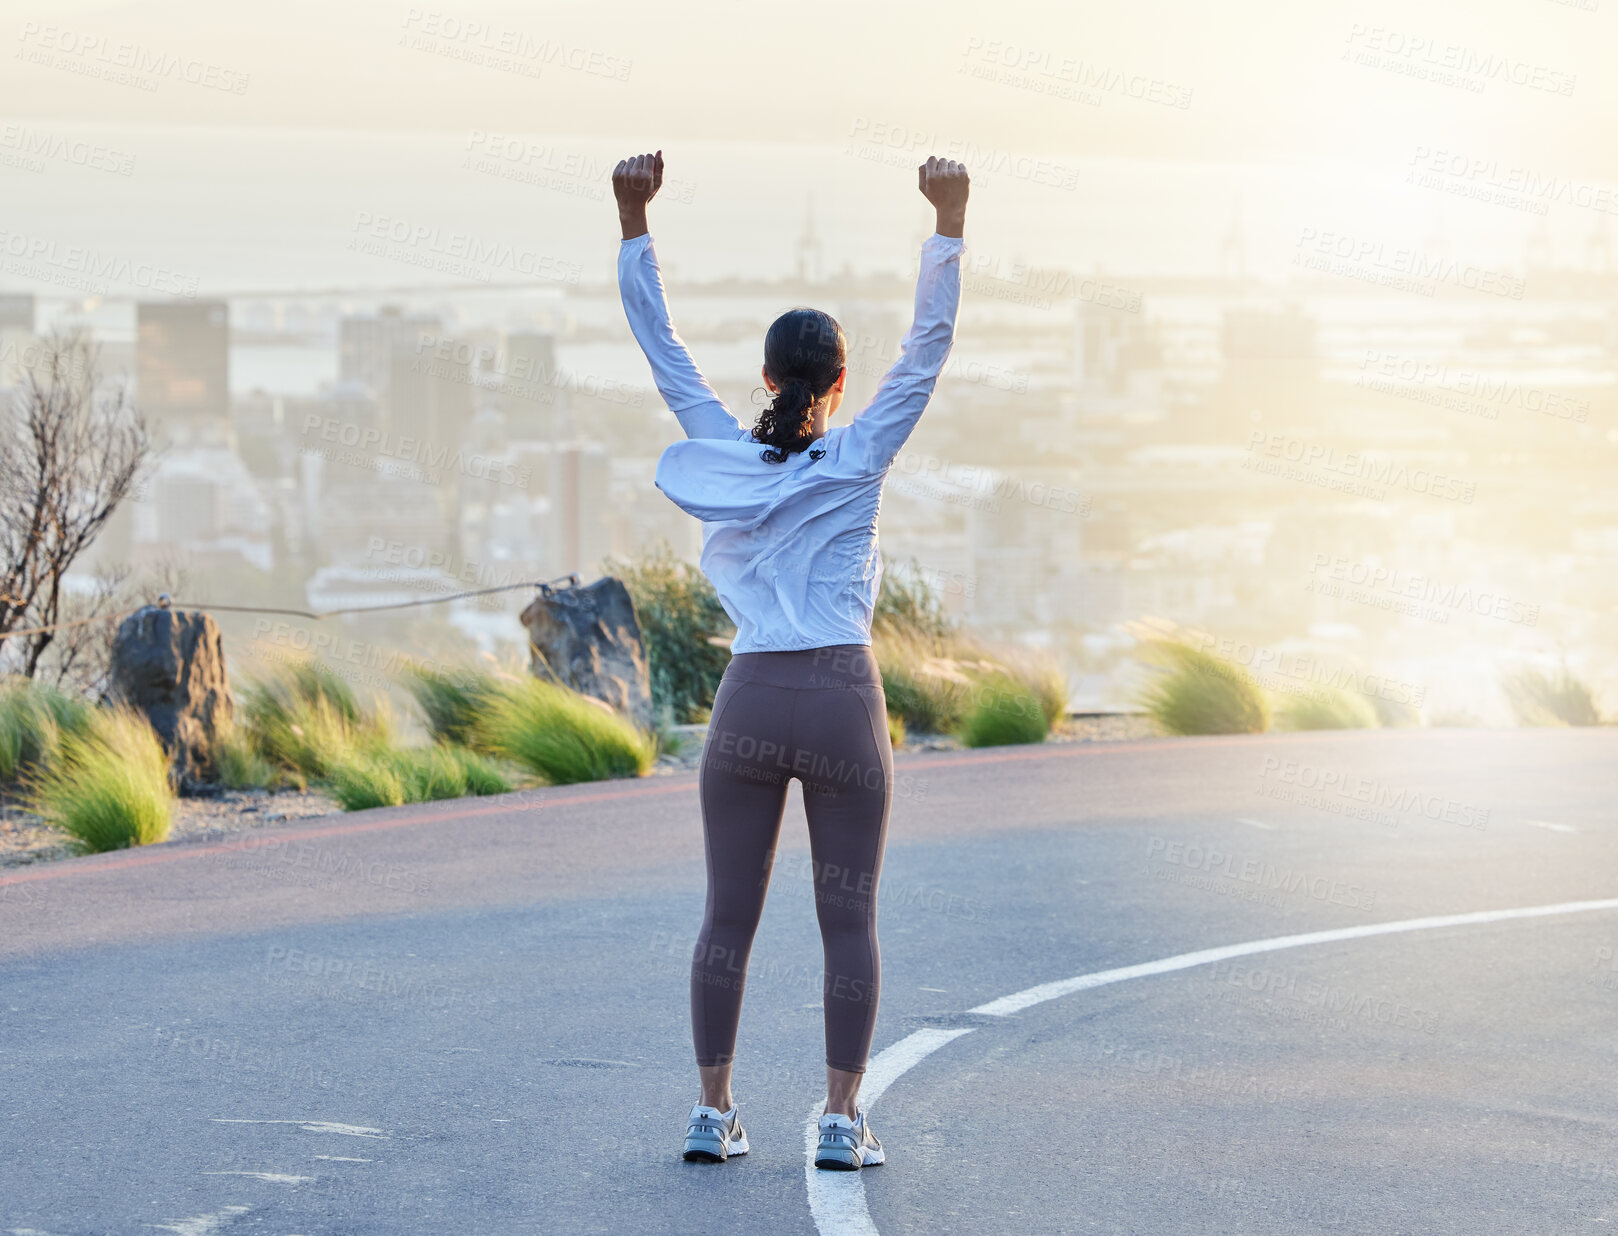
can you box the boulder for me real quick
[109,605,233,790]
[519,577,653,730]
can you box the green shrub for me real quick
[875,631,972,734]
[873,561,955,644]
[240,660,385,780]
[477,679,655,784]
[994,648,1069,728]
[325,743,513,811]
[1137,639,1270,735]
[28,706,173,853]
[212,719,280,790]
[0,677,91,783]
[1501,666,1602,727]
[958,675,1050,747]
[403,662,501,746]
[886,711,905,749]
[1274,687,1380,731]
[610,544,734,725]
[1371,694,1424,728]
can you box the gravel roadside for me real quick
[1,713,1157,870]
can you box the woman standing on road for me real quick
[614,149,968,1171]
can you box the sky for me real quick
[3,0,1613,177]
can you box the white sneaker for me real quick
[814,1109,884,1171]
[682,1102,749,1163]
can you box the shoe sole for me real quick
[683,1134,749,1163]
[814,1147,883,1171]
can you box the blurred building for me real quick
[502,330,561,440]
[137,300,229,434]
[0,293,34,332]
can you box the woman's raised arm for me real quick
[614,151,749,442]
[837,157,969,474]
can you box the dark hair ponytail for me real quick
[754,308,846,464]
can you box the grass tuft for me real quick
[958,675,1050,747]
[1501,666,1602,727]
[27,706,173,853]
[212,718,281,790]
[1136,639,1270,735]
[477,678,655,784]
[610,544,735,725]
[240,660,386,781]
[0,677,91,783]
[402,662,502,746]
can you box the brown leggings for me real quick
[692,644,893,1075]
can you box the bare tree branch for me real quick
[0,333,149,678]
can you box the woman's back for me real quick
[620,230,964,653]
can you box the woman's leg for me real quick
[795,668,893,1117]
[691,676,792,1098]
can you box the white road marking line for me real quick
[804,1028,973,1236]
[201,1172,314,1184]
[211,1120,388,1139]
[805,896,1618,1236]
[1526,820,1578,834]
[1235,817,1278,830]
[312,1156,372,1162]
[145,1206,250,1235]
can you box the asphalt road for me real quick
[2,727,1616,1235]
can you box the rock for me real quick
[519,577,654,730]
[108,606,233,790]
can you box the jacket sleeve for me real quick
[837,232,964,474]
[618,233,751,441]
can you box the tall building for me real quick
[339,306,438,398]
[548,441,611,577]
[137,301,229,428]
[502,331,559,440]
